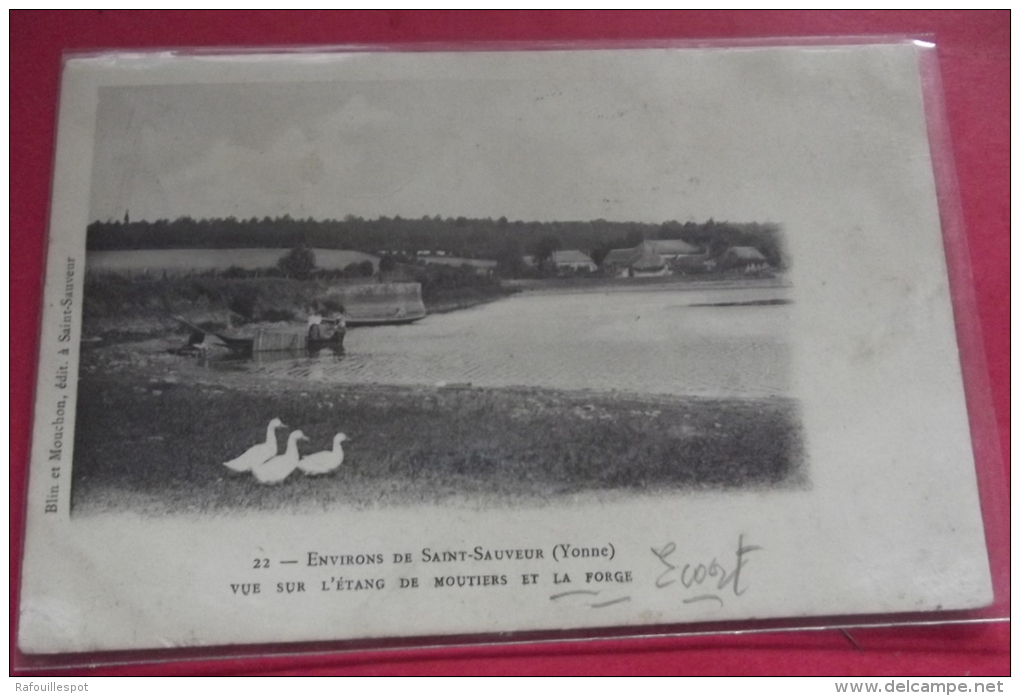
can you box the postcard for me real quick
[18,43,992,654]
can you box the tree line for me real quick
[88,215,788,269]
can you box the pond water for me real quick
[223,284,791,398]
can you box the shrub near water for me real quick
[83,274,323,334]
[83,267,515,336]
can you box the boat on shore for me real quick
[170,282,427,355]
[325,282,427,326]
[345,311,423,327]
[172,316,347,357]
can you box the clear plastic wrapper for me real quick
[13,37,1008,671]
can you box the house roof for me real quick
[551,249,596,265]
[602,243,669,269]
[602,247,641,265]
[631,246,666,270]
[723,246,767,261]
[646,239,698,255]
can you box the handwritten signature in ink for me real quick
[650,534,762,607]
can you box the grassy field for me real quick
[70,372,804,515]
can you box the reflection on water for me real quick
[206,285,791,398]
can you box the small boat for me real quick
[344,304,425,327]
[172,316,345,357]
[329,282,427,326]
[345,315,422,327]
[171,282,427,355]
[221,328,346,356]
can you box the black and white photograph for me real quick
[18,44,993,654]
[74,78,802,515]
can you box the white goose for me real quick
[298,433,348,476]
[223,418,286,473]
[252,430,308,484]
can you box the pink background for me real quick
[10,11,1009,676]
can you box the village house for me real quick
[600,241,673,277]
[550,249,598,273]
[643,238,700,262]
[718,246,770,272]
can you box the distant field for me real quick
[87,248,380,275]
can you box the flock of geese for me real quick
[223,418,348,484]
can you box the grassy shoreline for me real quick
[81,274,517,341]
[71,370,804,515]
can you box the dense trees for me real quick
[494,237,525,277]
[531,234,562,266]
[87,215,789,269]
[277,246,316,279]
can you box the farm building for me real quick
[644,238,700,261]
[600,241,670,277]
[718,246,770,272]
[550,249,598,273]
[600,247,641,275]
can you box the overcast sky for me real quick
[88,47,929,228]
